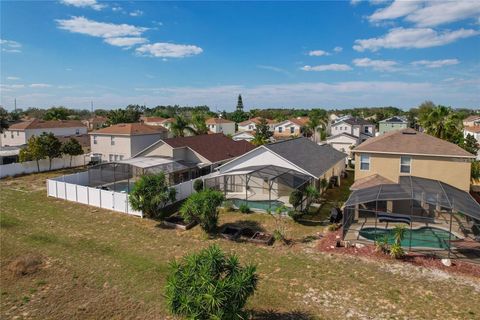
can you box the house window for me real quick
[400,156,411,174]
[93,135,97,144]
[278,127,283,133]
[75,129,80,135]
[3,133,6,138]
[360,154,370,171]
[248,125,253,130]
[119,155,124,160]
[364,126,369,133]
[16,131,19,136]
[290,127,295,134]
[109,154,114,162]
[111,136,115,146]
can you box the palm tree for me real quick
[170,115,197,137]
[419,105,462,143]
[191,112,209,135]
[305,112,328,143]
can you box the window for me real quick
[248,125,253,130]
[3,133,6,138]
[75,129,80,134]
[16,131,19,136]
[114,154,119,161]
[93,135,97,144]
[109,154,114,162]
[278,127,283,133]
[119,155,124,160]
[290,127,295,134]
[111,136,115,146]
[364,126,369,133]
[400,156,411,174]
[360,154,370,171]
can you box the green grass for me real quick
[1,170,479,319]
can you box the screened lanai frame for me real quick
[204,164,314,211]
[342,176,480,261]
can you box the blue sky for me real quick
[1,0,479,111]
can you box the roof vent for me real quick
[402,131,416,135]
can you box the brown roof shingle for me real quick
[239,117,276,126]
[9,119,86,131]
[205,118,234,125]
[465,126,480,133]
[354,128,475,158]
[163,133,255,163]
[90,123,167,136]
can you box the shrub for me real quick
[180,189,225,234]
[375,235,389,254]
[269,206,289,244]
[390,243,405,259]
[288,210,303,221]
[129,173,176,219]
[327,223,339,232]
[289,190,303,210]
[222,200,234,212]
[165,245,258,319]
[239,203,251,214]
[193,179,204,192]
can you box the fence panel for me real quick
[57,182,66,199]
[113,192,127,212]
[77,185,89,204]
[100,190,114,210]
[88,187,101,207]
[65,183,77,201]
[47,180,57,197]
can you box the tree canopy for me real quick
[60,138,84,166]
[180,189,225,234]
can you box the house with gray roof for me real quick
[378,116,408,135]
[206,137,347,210]
[330,117,375,143]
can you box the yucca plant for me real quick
[180,189,225,234]
[129,173,176,218]
[390,243,405,259]
[165,245,258,319]
[391,225,406,259]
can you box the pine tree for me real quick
[236,94,244,111]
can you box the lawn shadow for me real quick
[219,220,266,233]
[251,309,315,320]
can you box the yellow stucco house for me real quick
[351,128,475,192]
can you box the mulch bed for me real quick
[317,230,480,278]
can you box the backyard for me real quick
[1,170,480,319]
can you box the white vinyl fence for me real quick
[46,171,203,218]
[0,154,86,179]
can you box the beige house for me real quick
[82,116,107,131]
[205,118,235,135]
[273,117,309,139]
[141,116,167,127]
[352,128,475,192]
[1,119,87,147]
[90,123,168,162]
[238,117,276,132]
[463,115,480,127]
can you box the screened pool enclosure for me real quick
[204,164,313,211]
[342,176,480,261]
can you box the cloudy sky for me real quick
[1,0,479,111]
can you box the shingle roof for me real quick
[343,117,373,126]
[326,132,358,141]
[163,133,255,163]
[205,118,234,124]
[265,137,347,178]
[142,116,166,122]
[354,128,475,158]
[238,117,276,126]
[464,115,480,122]
[91,123,167,135]
[8,119,86,131]
[379,116,408,123]
[464,126,480,133]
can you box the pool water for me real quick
[230,199,285,212]
[360,226,459,249]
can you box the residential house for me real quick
[141,116,167,126]
[205,118,235,135]
[232,131,256,142]
[351,128,475,192]
[130,133,255,184]
[238,117,276,132]
[82,116,107,131]
[210,137,347,207]
[464,126,480,143]
[1,119,87,147]
[273,117,309,139]
[326,117,375,154]
[463,115,480,127]
[378,116,408,135]
[89,123,168,162]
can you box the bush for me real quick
[390,243,405,259]
[239,203,251,213]
[193,179,204,192]
[327,223,339,232]
[288,210,303,221]
[165,245,258,319]
[180,189,225,234]
[289,190,303,210]
[222,200,234,212]
[375,235,389,254]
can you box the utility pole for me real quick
[14,98,17,112]
[91,100,94,113]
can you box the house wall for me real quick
[354,152,472,191]
[238,123,256,132]
[273,122,301,138]
[130,134,165,156]
[326,135,358,154]
[90,134,132,162]
[207,123,235,135]
[1,130,27,146]
[379,122,408,135]
[319,159,345,185]
[1,126,87,147]
[140,141,174,157]
[232,132,255,142]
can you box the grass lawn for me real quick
[1,170,480,319]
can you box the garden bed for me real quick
[250,232,274,246]
[163,215,197,230]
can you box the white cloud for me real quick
[60,0,106,11]
[301,64,352,72]
[257,65,292,76]
[30,83,52,88]
[333,46,343,53]
[370,0,390,5]
[0,84,25,92]
[353,27,479,51]
[1,39,22,53]
[104,37,147,47]
[56,16,147,38]
[136,42,203,58]
[411,59,460,68]
[6,76,20,80]
[369,1,480,27]
[308,50,330,56]
[353,58,399,71]
[350,0,362,5]
[129,10,143,17]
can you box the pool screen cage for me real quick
[88,162,133,192]
[342,176,480,262]
[204,165,314,211]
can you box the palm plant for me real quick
[170,114,197,137]
[191,112,209,135]
[304,185,320,209]
[390,225,406,259]
[418,105,463,143]
[165,244,258,319]
[180,189,225,234]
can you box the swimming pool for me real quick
[359,226,459,249]
[230,198,285,212]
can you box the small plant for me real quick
[269,206,289,244]
[289,190,303,210]
[375,235,389,253]
[193,179,204,192]
[239,203,251,214]
[288,210,303,221]
[222,200,234,212]
[327,223,339,232]
[390,243,405,259]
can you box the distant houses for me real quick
[325,117,375,155]
[273,117,309,139]
[378,116,408,135]
[205,118,235,135]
